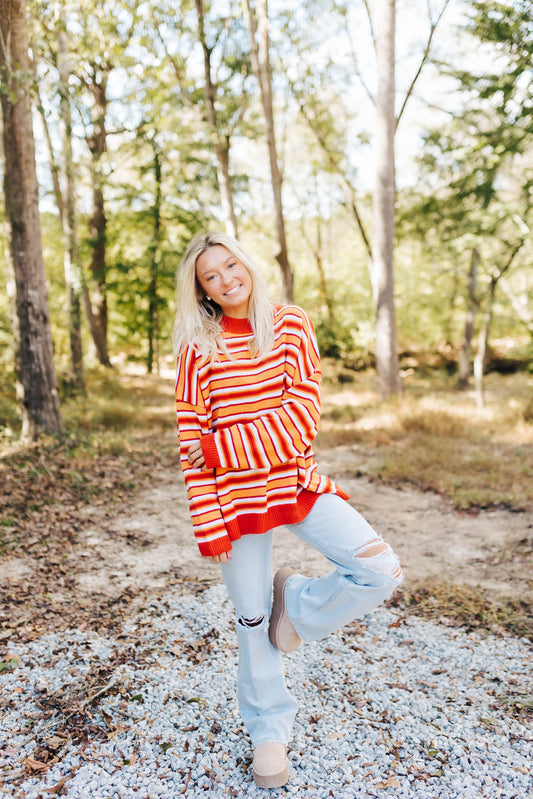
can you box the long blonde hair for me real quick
[172,232,275,361]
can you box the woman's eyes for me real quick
[205,263,237,281]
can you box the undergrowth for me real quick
[388,579,533,641]
[319,368,533,512]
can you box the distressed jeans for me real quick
[220,493,402,746]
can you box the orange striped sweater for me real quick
[175,304,348,557]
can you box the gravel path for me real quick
[1,583,531,798]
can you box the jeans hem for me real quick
[251,737,290,747]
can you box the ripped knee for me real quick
[237,614,265,629]
[354,537,402,582]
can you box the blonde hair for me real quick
[172,231,275,361]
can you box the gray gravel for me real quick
[0,583,531,798]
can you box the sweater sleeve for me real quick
[200,308,322,471]
[175,347,232,557]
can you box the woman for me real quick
[173,231,402,789]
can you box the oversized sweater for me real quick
[175,304,348,557]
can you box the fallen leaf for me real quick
[3,651,21,664]
[375,776,401,789]
[44,775,72,794]
[25,756,49,772]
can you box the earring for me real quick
[205,295,211,301]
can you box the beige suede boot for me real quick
[252,742,289,788]
[269,567,302,653]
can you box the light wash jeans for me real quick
[220,493,402,747]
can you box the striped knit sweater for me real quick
[175,304,348,557]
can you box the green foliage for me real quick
[105,211,175,361]
[395,0,533,356]
[469,1,533,71]
[0,0,531,408]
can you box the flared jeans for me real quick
[220,493,402,746]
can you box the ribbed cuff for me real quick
[198,535,232,558]
[200,433,221,469]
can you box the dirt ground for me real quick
[2,434,531,637]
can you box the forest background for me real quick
[0,0,532,645]
[1,0,532,414]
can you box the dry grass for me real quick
[61,367,176,434]
[319,368,533,511]
[387,579,533,641]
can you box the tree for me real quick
[373,0,401,398]
[285,0,449,394]
[195,0,239,238]
[65,1,138,368]
[146,136,163,374]
[33,3,86,392]
[0,0,62,437]
[83,53,112,367]
[243,0,293,301]
[152,0,250,238]
[56,6,85,390]
[412,0,533,386]
[457,248,479,388]
[288,77,373,264]
[473,240,525,407]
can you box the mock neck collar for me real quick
[221,315,253,334]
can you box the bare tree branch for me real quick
[289,78,372,259]
[334,0,375,105]
[396,0,450,129]
[500,277,533,336]
[154,21,196,111]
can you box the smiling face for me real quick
[196,244,253,319]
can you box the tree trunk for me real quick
[474,241,524,407]
[473,276,496,409]
[457,248,479,389]
[313,217,334,329]
[57,14,85,392]
[300,208,334,329]
[147,141,162,375]
[85,68,112,367]
[0,0,62,437]
[215,136,238,238]
[243,0,293,301]
[373,0,401,399]
[2,214,24,421]
[195,0,239,238]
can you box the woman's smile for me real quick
[196,244,253,318]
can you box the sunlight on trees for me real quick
[0,0,531,435]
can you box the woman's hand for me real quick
[207,551,232,565]
[187,439,230,563]
[187,439,206,470]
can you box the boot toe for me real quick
[252,742,289,788]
